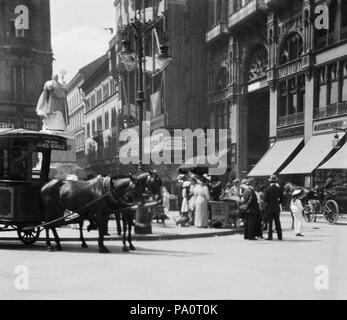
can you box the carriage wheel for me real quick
[303,205,312,223]
[17,227,41,245]
[323,200,339,224]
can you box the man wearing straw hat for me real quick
[264,175,284,240]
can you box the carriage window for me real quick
[0,149,9,179]
[32,152,43,180]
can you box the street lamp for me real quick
[119,13,172,171]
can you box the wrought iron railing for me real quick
[313,102,347,120]
[278,112,304,127]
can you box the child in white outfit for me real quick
[290,189,305,237]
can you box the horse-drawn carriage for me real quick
[0,129,163,253]
[302,185,347,224]
[0,129,67,245]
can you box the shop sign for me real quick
[313,118,347,133]
[278,59,303,79]
[36,138,67,151]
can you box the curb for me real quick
[0,228,244,243]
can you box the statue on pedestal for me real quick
[36,74,69,132]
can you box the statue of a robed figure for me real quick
[36,74,69,132]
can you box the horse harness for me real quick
[102,176,135,207]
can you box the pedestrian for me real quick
[290,189,305,237]
[210,176,223,201]
[162,186,171,221]
[256,185,267,231]
[176,181,190,227]
[194,176,210,228]
[177,174,186,214]
[324,172,335,190]
[230,178,242,198]
[188,177,197,225]
[242,178,263,240]
[264,175,284,241]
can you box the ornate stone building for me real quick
[0,0,53,130]
[208,0,347,186]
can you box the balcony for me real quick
[206,23,228,43]
[278,112,304,128]
[313,102,347,120]
[229,0,266,29]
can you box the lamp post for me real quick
[119,13,172,172]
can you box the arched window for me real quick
[279,32,303,65]
[248,45,268,82]
[215,67,229,91]
[216,0,222,23]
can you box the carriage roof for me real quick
[0,129,67,150]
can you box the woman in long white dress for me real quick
[194,177,210,228]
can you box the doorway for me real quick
[247,87,270,172]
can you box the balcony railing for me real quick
[278,112,304,128]
[313,102,347,120]
[206,23,228,43]
[229,0,266,28]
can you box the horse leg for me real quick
[51,227,62,251]
[115,212,122,236]
[97,210,109,253]
[122,213,129,252]
[79,220,88,248]
[128,214,136,251]
[45,228,54,251]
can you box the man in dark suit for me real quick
[264,175,284,240]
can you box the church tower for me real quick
[0,0,53,130]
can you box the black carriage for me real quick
[0,129,67,244]
[302,186,347,224]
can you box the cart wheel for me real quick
[324,200,339,224]
[17,227,41,245]
[303,205,312,223]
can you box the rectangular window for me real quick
[103,83,109,100]
[329,63,339,105]
[97,116,102,131]
[12,66,25,101]
[92,120,96,136]
[317,67,327,109]
[279,81,287,117]
[90,94,96,108]
[105,112,109,130]
[97,89,102,104]
[342,61,347,101]
[298,75,305,113]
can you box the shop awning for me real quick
[318,142,347,170]
[248,137,303,177]
[280,133,345,175]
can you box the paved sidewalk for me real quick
[0,211,300,242]
[0,211,244,242]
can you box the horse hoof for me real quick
[47,246,55,252]
[81,243,88,249]
[129,245,136,251]
[123,246,129,252]
[56,245,62,251]
[99,247,109,254]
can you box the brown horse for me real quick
[41,172,162,253]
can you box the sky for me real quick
[51,0,116,83]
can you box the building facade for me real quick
[0,0,52,130]
[206,0,347,186]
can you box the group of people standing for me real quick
[176,174,212,228]
[175,172,307,240]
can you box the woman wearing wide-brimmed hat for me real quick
[290,189,305,237]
